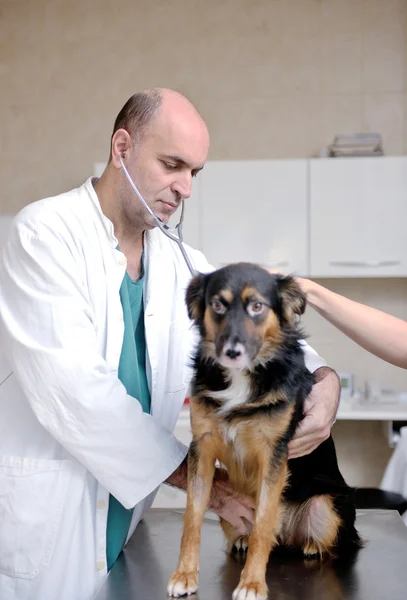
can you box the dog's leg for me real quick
[301,496,342,558]
[167,436,216,597]
[280,495,342,558]
[232,458,288,600]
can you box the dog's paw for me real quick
[233,535,249,553]
[167,569,198,597]
[302,541,321,559]
[232,580,268,600]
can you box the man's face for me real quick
[121,108,209,229]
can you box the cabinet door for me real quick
[201,160,308,274]
[310,157,407,277]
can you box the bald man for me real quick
[0,89,339,600]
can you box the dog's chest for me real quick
[210,370,251,414]
[207,370,251,453]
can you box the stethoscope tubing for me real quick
[119,155,196,277]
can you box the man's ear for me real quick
[276,274,306,323]
[185,272,210,321]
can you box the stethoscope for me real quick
[119,154,196,277]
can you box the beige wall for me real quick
[1,0,407,486]
[0,0,406,210]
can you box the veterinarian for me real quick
[295,277,407,369]
[0,88,340,600]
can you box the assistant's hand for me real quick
[288,367,340,459]
[207,468,255,536]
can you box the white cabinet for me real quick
[310,157,407,277]
[92,157,407,279]
[200,160,308,274]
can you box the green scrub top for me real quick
[106,268,150,571]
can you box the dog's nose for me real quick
[225,348,241,359]
[219,342,248,369]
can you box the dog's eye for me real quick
[211,299,226,315]
[247,301,264,316]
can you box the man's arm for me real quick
[165,455,189,491]
[0,220,187,509]
[288,366,340,459]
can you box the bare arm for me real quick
[298,278,407,370]
[165,455,189,491]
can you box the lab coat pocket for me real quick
[0,455,73,579]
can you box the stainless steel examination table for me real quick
[95,509,407,600]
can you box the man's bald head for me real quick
[110,88,208,152]
[156,88,206,128]
[104,88,210,232]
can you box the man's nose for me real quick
[171,172,192,200]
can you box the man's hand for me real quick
[166,459,255,536]
[207,468,255,536]
[288,366,340,460]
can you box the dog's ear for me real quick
[185,272,210,321]
[275,274,306,323]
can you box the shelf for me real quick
[336,401,407,421]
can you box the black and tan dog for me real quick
[168,263,362,600]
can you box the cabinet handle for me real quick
[329,260,401,268]
[260,261,289,268]
[218,261,289,268]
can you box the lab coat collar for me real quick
[84,177,118,248]
[83,177,164,255]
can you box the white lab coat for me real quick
[0,179,326,600]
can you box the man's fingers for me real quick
[226,498,255,524]
[238,503,255,524]
[233,517,248,537]
[289,429,328,452]
[289,430,318,449]
[241,516,253,535]
[288,426,331,458]
[289,418,317,446]
[290,411,330,444]
[288,430,324,459]
[237,495,256,511]
[289,444,317,460]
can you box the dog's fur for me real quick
[168,263,362,600]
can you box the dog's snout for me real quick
[225,348,241,359]
[219,342,249,369]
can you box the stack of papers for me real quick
[328,133,384,157]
